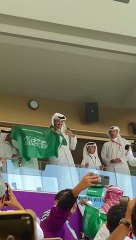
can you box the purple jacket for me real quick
[40,190,77,240]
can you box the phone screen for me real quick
[93,175,110,186]
[100,175,110,185]
[0,213,35,240]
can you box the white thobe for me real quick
[5,139,42,191]
[101,137,130,172]
[0,133,13,159]
[49,133,77,166]
[81,154,101,169]
[127,150,136,166]
[49,132,78,190]
[81,143,101,169]
[101,137,134,197]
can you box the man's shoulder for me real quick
[102,141,110,147]
[120,137,130,144]
[122,137,129,141]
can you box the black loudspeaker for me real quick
[85,102,99,123]
[129,122,136,135]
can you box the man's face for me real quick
[87,145,96,154]
[109,130,118,139]
[54,119,64,129]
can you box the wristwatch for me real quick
[119,218,131,228]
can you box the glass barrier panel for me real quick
[0,159,136,198]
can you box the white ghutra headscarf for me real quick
[108,126,127,160]
[83,142,99,159]
[108,126,123,145]
[82,142,101,168]
[108,126,120,137]
[51,113,67,134]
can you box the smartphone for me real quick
[4,183,10,201]
[2,183,10,207]
[100,175,110,186]
[0,210,36,240]
[93,175,110,186]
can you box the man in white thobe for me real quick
[101,126,133,197]
[81,142,103,169]
[49,113,77,166]
[49,113,78,190]
[9,138,42,191]
[125,144,136,167]
[101,126,131,173]
[0,131,41,191]
[0,132,13,169]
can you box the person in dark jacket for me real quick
[40,173,100,240]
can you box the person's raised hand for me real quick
[65,129,75,137]
[79,173,100,190]
[72,173,100,197]
[125,198,136,224]
[3,185,24,210]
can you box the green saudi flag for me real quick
[10,125,67,161]
[83,205,107,238]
